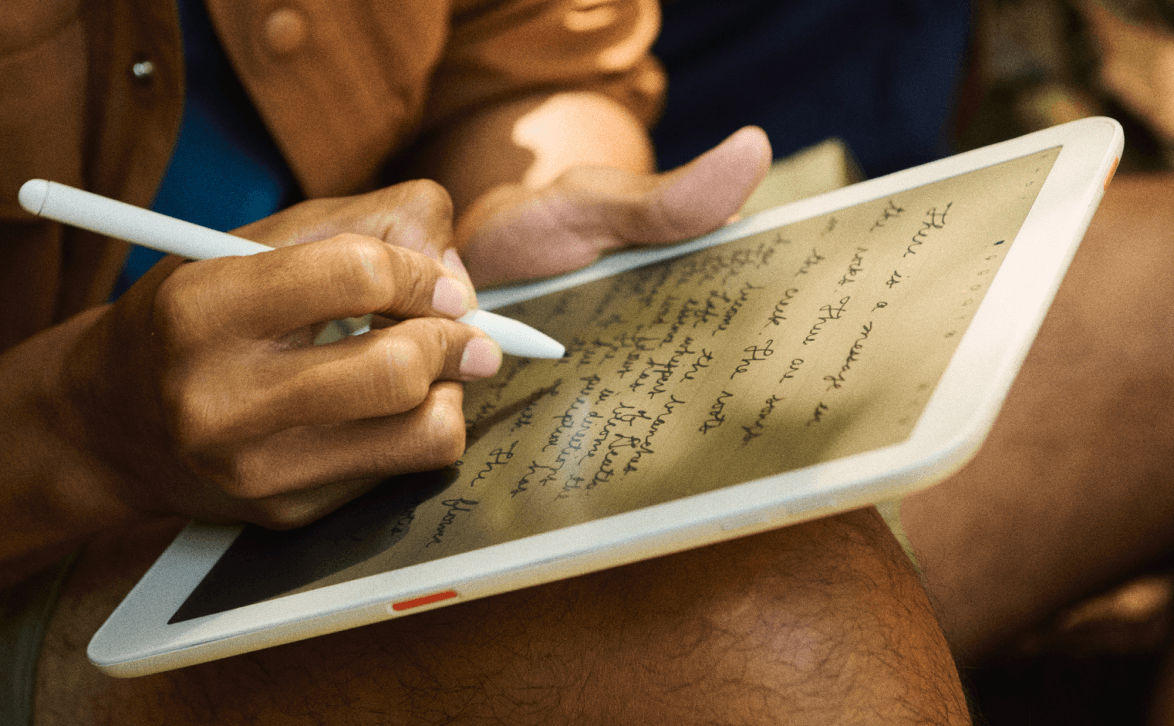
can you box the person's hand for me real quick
[54,182,501,531]
[454,126,773,286]
[232,179,462,260]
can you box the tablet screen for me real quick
[171,146,1061,622]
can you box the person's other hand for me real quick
[60,182,500,530]
[454,126,772,286]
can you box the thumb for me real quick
[548,125,772,244]
[626,125,773,243]
[457,126,772,286]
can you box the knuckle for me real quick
[225,457,268,499]
[398,178,454,218]
[208,454,279,505]
[151,271,204,347]
[326,234,394,301]
[371,180,455,254]
[325,235,438,315]
[161,367,259,447]
[417,406,467,468]
[366,395,465,473]
[162,381,222,452]
[365,180,455,234]
[376,337,434,404]
[398,263,438,311]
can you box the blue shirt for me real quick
[112,0,299,298]
[652,0,972,177]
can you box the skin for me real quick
[34,510,969,726]
[903,173,1174,665]
[1071,8,1174,721]
[5,82,974,723]
[0,102,774,589]
[0,182,496,591]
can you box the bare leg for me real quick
[904,174,1174,665]
[34,508,968,725]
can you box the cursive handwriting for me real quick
[869,199,905,231]
[824,322,873,390]
[714,281,764,335]
[779,357,804,383]
[731,340,775,379]
[905,203,952,257]
[623,394,686,473]
[700,390,733,434]
[838,247,868,287]
[741,394,784,445]
[803,297,851,345]
[470,442,518,488]
[683,349,715,381]
[542,376,601,452]
[586,404,651,459]
[765,287,799,327]
[795,248,826,277]
[427,498,478,547]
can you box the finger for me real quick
[605,125,773,244]
[178,319,498,447]
[231,179,456,257]
[253,318,501,432]
[158,234,476,341]
[232,477,384,530]
[221,383,467,527]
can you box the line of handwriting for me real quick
[714,281,765,336]
[869,199,905,231]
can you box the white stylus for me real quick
[19,179,565,359]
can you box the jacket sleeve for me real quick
[424,0,666,133]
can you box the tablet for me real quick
[89,117,1123,677]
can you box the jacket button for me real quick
[264,8,308,56]
[131,59,155,82]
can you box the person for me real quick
[2,0,972,724]
[0,0,776,587]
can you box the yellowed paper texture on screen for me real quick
[289,146,1061,592]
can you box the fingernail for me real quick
[432,276,472,317]
[460,337,502,379]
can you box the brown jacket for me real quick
[0,0,663,351]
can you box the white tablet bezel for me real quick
[89,117,1123,677]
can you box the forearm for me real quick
[410,90,657,221]
[0,307,144,588]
